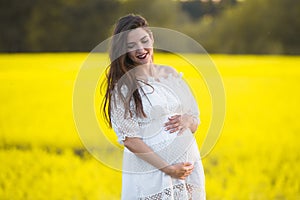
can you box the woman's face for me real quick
[126,27,153,65]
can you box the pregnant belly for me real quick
[140,113,193,146]
[143,127,197,164]
[123,128,200,173]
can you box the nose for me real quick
[136,42,145,51]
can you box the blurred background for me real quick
[1,0,299,54]
[1,0,300,199]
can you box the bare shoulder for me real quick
[155,65,179,78]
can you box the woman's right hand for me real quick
[162,162,194,180]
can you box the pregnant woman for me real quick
[102,14,206,200]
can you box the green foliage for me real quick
[0,0,299,54]
[120,0,182,28]
[0,0,122,52]
[0,0,36,52]
[180,0,237,21]
[194,0,300,54]
[25,0,121,51]
[0,0,184,52]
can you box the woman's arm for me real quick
[124,137,194,180]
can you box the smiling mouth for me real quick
[136,52,148,60]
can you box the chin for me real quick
[132,59,147,66]
[137,59,151,65]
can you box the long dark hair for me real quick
[102,14,153,127]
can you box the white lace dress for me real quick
[111,71,206,200]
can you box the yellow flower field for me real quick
[0,53,299,199]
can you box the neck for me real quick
[135,63,156,80]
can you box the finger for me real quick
[165,126,177,132]
[183,167,193,174]
[185,165,194,171]
[188,167,194,173]
[185,169,191,175]
[182,166,193,174]
[184,172,192,177]
[184,167,194,174]
[168,116,181,122]
[169,126,181,133]
[165,123,180,131]
[168,122,180,129]
[164,119,179,127]
[182,162,193,166]
[164,125,172,131]
[168,115,181,121]
[165,117,181,125]
[164,117,177,126]
[164,121,172,126]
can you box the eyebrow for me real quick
[127,35,148,45]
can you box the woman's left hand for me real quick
[164,114,194,135]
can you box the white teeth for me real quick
[137,53,147,59]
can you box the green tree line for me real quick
[192,0,300,54]
[0,0,299,54]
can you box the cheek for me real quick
[147,47,153,55]
[127,51,136,60]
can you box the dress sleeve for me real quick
[110,88,141,145]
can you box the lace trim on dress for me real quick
[138,182,205,200]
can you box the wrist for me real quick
[161,165,174,175]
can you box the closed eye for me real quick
[127,35,150,49]
[141,38,149,44]
[127,44,135,49]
